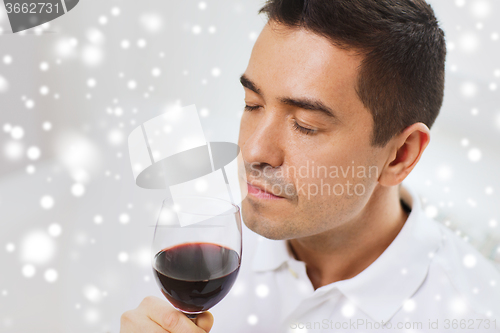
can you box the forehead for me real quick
[246,23,363,109]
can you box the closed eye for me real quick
[244,105,261,111]
[293,121,316,135]
[245,105,317,135]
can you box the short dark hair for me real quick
[258,0,447,147]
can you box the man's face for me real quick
[238,21,387,240]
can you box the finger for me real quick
[194,312,214,333]
[120,309,167,333]
[139,296,206,333]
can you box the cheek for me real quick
[238,115,250,147]
[291,155,378,215]
[292,177,375,235]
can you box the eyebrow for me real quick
[240,74,263,96]
[239,73,337,119]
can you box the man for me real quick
[121,0,500,332]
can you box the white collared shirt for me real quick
[210,184,500,332]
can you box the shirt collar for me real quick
[251,183,443,323]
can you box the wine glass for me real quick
[151,195,242,320]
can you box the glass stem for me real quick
[185,313,198,321]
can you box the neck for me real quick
[288,184,409,290]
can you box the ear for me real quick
[378,122,430,186]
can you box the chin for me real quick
[242,213,296,241]
[248,225,286,240]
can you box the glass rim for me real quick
[161,195,240,216]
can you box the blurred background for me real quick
[0,0,499,332]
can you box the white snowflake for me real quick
[40,195,55,210]
[140,14,163,33]
[98,16,108,25]
[71,183,86,197]
[127,80,137,90]
[151,68,161,77]
[463,254,477,268]
[247,314,258,325]
[87,78,96,87]
[39,62,49,71]
[22,264,36,278]
[40,86,49,95]
[403,299,416,312]
[111,7,120,16]
[27,146,41,160]
[468,148,482,162]
[118,252,129,262]
[44,269,58,283]
[83,285,103,303]
[255,284,269,298]
[5,243,15,252]
[82,45,103,66]
[137,39,147,48]
[192,25,202,35]
[10,126,24,139]
[121,40,130,49]
[3,55,13,64]
[48,223,62,237]
[341,302,356,317]
[119,213,130,224]
[94,215,103,225]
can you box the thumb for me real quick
[194,311,214,332]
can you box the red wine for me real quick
[153,242,240,313]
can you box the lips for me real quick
[247,182,284,200]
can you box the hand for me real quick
[120,296,214,333]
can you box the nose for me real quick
[241,110,285,169]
